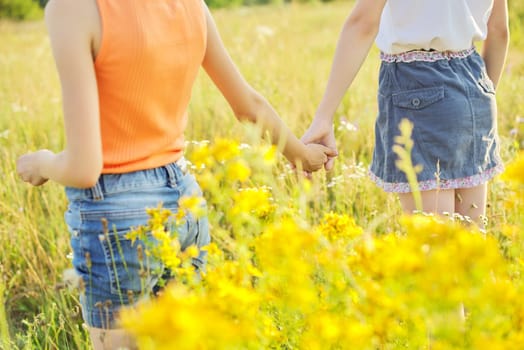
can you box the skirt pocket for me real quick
[391,85,474,178]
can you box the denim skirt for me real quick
[369,48,503,193]
[64,159,210,328]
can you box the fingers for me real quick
[321,145,338,158]
[16,153,49,186]
[33,177,49,186]
[317,147,337,172]
[16,159,29,182]
[31,177,47,186]
[302,160,324,173]
[18,171,46,186]
[299,143,338,173]
[325,157,335,171]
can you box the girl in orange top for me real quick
[16,0,336,348]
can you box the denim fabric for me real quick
[370,50,502,192]
[64,160,210,328]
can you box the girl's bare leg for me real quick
[455,183,488,227]
[88,327,137,350]
[398,189,455,215]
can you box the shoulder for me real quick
[45,0,99,36]
[45,0,101,57]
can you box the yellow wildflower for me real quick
[150,225,169,242]
[182,244,200,259]
[262,144,277,165]
[502,151,524,185]
[154,240,181,270]
[146,206,171,229]
[225,159,251,182]
[125,225,146,244]
[211,138,240,162]
[201,242,223,258]
[188,143,214,168]
[316,212,364,242]
[195,171,219,191]
[230,186,274,217]
[246,263,262,277]
[178,195,206,219]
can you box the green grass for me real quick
[0,1,523,348]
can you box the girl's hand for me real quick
[17,150,54,186]
[301,118,337,171]
[299,143,338,172]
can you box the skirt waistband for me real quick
[380,47,475,63]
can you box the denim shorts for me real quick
[369,49,503,193]
[64,159,210,328]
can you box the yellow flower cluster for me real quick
[230,187,275,218]
[502,150,524,185]
[501,151,524,212]
[120,284,259,350]
[125,204,198,272]
[316,211,363,242]
[120,138,524,350]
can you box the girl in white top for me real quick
[302,0,509,224]
[376,0,496,54]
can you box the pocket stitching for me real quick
[478,76,495,95]
[81,208,148,221]
[392,86,445,110]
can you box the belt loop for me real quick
[176,157,188,175]
[164,163,178,188]
[90,180,104,201]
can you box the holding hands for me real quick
[301,117,337,171]
[298,142,338,172]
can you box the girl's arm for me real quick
[201,4,336,172]
[301,0,386,170]
[17,0,102,188]
[482,0,509,89]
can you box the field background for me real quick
[1,1,523,348]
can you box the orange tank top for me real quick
[95,0,207,173]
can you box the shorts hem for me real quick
[369,164,504,193]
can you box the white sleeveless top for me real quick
[376,0,494,54]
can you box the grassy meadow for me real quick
[1,1,524,349]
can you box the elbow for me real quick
[69,155,103,188]
[82,160,103,188]
[50,149,102,188]
[496,28,510,44]
[73,176,99,189]
[490,30,509,44]
[488,22,510,43]
[76,167,101,188]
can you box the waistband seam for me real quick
[88,158,189,200]
[380,47,475,63]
